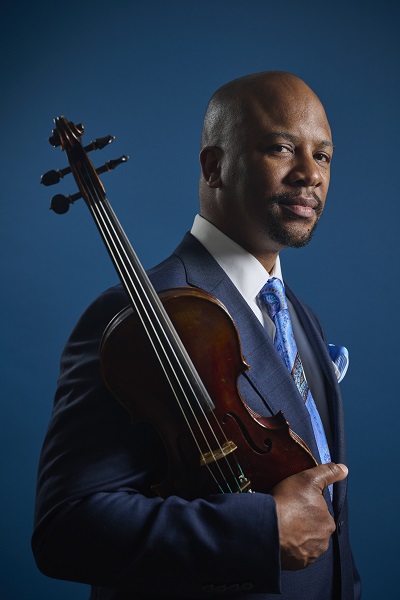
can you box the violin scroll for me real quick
[41,116,128,214]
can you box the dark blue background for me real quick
[1,1,398,598]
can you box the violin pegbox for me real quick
[40,116,128,214]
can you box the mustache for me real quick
[271,190,324,214]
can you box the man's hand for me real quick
[271,463,348,571]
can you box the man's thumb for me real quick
[312,462,348,490]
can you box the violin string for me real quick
[91,198,238,493]
[78,163,245,493]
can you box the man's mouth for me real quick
[275,193,321,219]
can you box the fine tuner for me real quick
[41,119,128,214]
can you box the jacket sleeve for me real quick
[32,285,281,597]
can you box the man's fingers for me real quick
[307,462,348,492]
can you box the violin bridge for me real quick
[200,440,237,466]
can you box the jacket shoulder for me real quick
[147,253,188,290]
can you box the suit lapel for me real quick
[285,284,348,514]
[174,233,347,514]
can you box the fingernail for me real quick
[337,463,348,476]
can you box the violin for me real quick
[42,116,317,500]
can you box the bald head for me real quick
[201,71,329,149]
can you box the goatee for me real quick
[267,191,323,248]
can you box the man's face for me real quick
[211,84,333,259]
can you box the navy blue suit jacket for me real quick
[33,233,361,599]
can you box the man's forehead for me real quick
[240,89,332,139]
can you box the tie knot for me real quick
[259,277,288,318]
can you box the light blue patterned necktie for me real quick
[260,277,332,498]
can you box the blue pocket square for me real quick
[328,344,349,383]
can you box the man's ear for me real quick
[199,146,222,188]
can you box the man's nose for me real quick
[288,153,322,188]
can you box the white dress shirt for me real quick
[190,214,333,451]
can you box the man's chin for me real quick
[288,234,315,248]
[268,220,319,248]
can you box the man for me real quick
[33,72,360,599]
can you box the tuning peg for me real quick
[50,192,81,214]
[84,135,115,152]
[40,166,72,186]
[96,155,129,175]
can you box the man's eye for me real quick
[271,144,291,153]
[315,152,331,163]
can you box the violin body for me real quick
[100,286,316,500]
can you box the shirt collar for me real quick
[190,214,283,307]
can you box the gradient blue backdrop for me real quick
[1,1,398,598]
